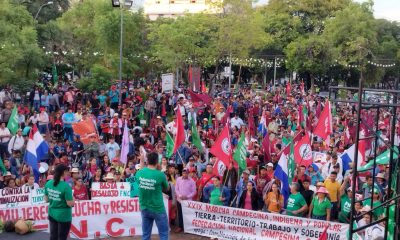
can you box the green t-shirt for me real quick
[312,197,331,217]
[339,194,352,223]
[126,175,139,198]
[287,193,306,216]
[44,180,73,222]
[136,168,168,213]
[363,200,384,219]
[210,187,223,206]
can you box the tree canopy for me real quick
[0,0,399,91]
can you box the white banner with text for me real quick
[0,197,168,239]
[182,200,349,240]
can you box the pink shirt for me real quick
[244,193,252,210]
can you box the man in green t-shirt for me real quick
[339,187,353,223]
[44,164,74,240]
[286,183,308,217]
[136,151,169,240]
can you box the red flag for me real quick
[173,108,185,154]
[313,101,332,140]
[298,104,304,127]
[294,132,313,167]
[213,159,227,177]
[72,118,99,144]
[359,139,366,166]
[221,105,232,125]
[248,108,255,137]
[316,100,321,118]
[318,225,329,240]
[188,90,212,105]
[262,132,271,162]
[286,82,291,96]
[209,125,232,166]
[201,81,206,93]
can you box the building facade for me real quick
[144,0,213,20]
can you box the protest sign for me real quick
[0,198,168,239]
[0,186,45,207]
[313,151,328,164]
[182,201,349,240]
[162,73,174,93]
[90,182,131,200]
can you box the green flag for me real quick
[191,119,203,153]
[331,102,337,117]
[7,106,18,135]
[52,64,58,87]
[0,157,6,175]
[287,141,295,184]
[233,132,247,175]
[138,106,146,125]
[166,131,174,158]
[301,105,307,128]
[208,113,212,127]
[358,147,398,172]
[282,136,290,146]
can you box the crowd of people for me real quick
[0,79,395,239]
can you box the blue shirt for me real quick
[109,90,119,103]
[62,112,75,128]
[98,95,107,105]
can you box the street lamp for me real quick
[34,1,53,21]
[112,0,133,105]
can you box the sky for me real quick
[255,0,400,22]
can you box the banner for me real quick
[72,119,99,145]
[90,182,131,200]
[161,73,174,93]
[182,201,349,240]
[0,198,168,239]
[0,186,45,207]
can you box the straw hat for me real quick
[70,168,79,173]
[105,173,115,180]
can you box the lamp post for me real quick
[34,1,53,21]
[111,0,133,105]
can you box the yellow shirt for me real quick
[324,179,340,202]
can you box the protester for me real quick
[136,151,169,240]
[308,187,331,221]
[0,78,396,238]
[175,169,196,233]
[44,164,74,240]
[264,182,284,213]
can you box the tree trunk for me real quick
[25,61,31,78]
[236,64,242,87]
[208,63,220,95]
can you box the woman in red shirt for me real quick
[73,177,88,200]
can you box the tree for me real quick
[323,2,379,84]
[57,0,147,85]
[259,0,351,91]
[285,35,334,90]
[0,0,43,90]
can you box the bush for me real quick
[76,64,114,92]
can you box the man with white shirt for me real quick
[166,115,177,135]
[174,97,186,116]
[8,129,24,154]
[230,114,244,130]
[0,122,11,159]
[187,107,197,126]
